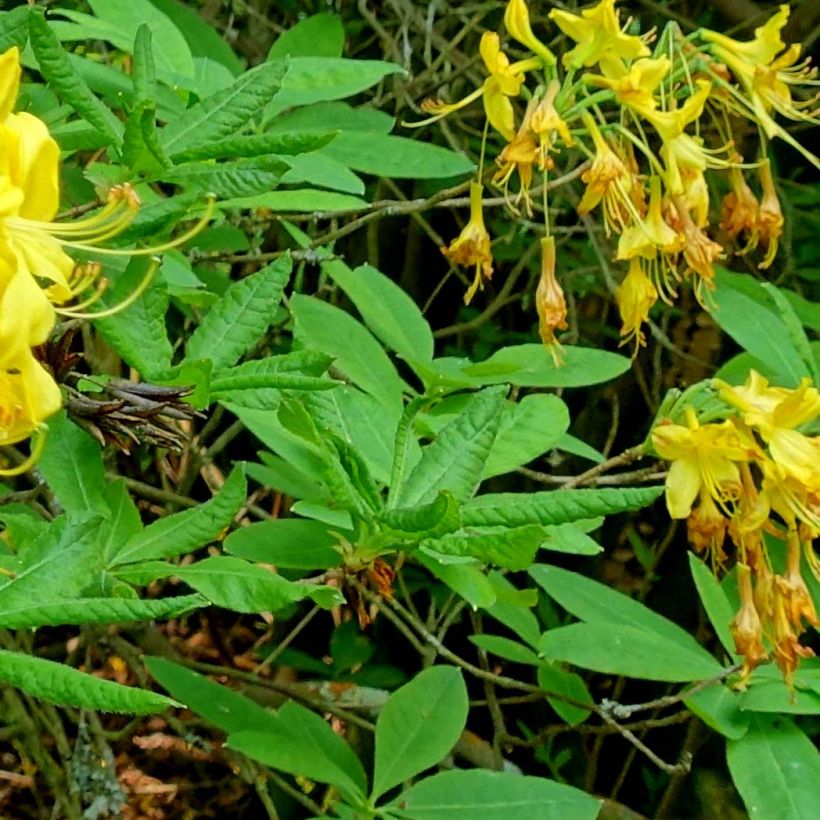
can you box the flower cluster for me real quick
[652,371,819,687]
[410,0,818,357]
[1,47,210,471]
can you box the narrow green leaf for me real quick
[727,715,820,820]
[391,770,601,820]
[224,518,344,569]
[469,635,540,666]
[378,492,461,540]
[462,486,663,527]
[539,622,723,682]
[112,468,246,564]
[0,6,31,52]
[39,413,108,515]
[396,389,507,507]
[537,663,593,726]
[422,525,548,571]
[162,60,286,156]
[28,10,122,144]
[146,657,279,735]
[686,685,749,740]
[371,666,468,800]
[175,556,343,612]
[171,131,336,163]
[131,24,155,103]
[0,595,205,629]
[323,260,435,365]
[228,700,367,798]
[485,573,540,648]
[0,650,178,713]
[161,156,289,199]
[186,255,292,370]
[418,555,497,609]
[689,553,736,655]
[761,282,820,384]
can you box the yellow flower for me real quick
[493,97,540,215]
[0,346,61,472]
[577,113,632,234]
[717,370,820,492]
[415,32,538,140]
[670,198,723,302]
[702,4,820,165]
[504,0,556,66]
[731,562,769,682]
[548,0,649,72]
[720,165,760,249]
[535,235,567,362]
[441,182,493,304]
[652,408,754,519]
[530,80,574,153]
[616,257,657,352]
[586,56,671,111]
[756,159,783,269]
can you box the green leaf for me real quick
[423,525,548,571]
[161,156,289,199]
[469,635,540,666]
[94,257,174,379]
[761,281,820,384]
[146,656,278,735]
[111,468,246,564]
[224,518,344,569]
[391,770,601,820]
[727,715,820,820]
[537,662,593,726]
[540,523,602,556]
[28,9,122,145]
[266,57,404,117]
[268,13,345,59]
[0,595,205,629]
[210,353,336,407]
[174,556,342,612]
[146,0,243,75]
[421,345,630,390]
[418,555,497,609]
[0,649,178,713]
[161,60,287,157]
[396,389,507,507]
[185,255,292,370]
[216,189,367,213]
[686,685,749,740]
[689,553,736,655]
[377,493,461,540]
[462,486,662,527]
[323,260,435,364]
[371,666,468,800]
[0,6,31,52]
[712,268,810,386]
[529,564,712,650]
[228,700,367,799]
[291,293,405,411]
[279,152,364,195]
[38,414,108,515]
[0,517,104,613]
[485,573,540,647]
[482,394,570,479]
[539,622,723,682]
[321,131,473,179]
[739,666,820,715]
[171,131,336,163]
[87,0,193,80]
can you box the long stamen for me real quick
[0,426,48,477]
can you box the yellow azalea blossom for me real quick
[0,347,61,473]
[616,257,657,352]
[535,236,568,363]
[586,56,671,111]
[441,182,493,304]
[670,197,723,302]
[652,407,754,519]
[760,460,820,533]
[530,80,574,154]
[731,562,769,681]
[702,5,820,167]
[548,0,649,73]
[717,371,820,492]
[720,165,760,250]
[504,0,556,66]
[577,113,633,233]
[756,159,783,269]
[494,97,540,214]
[415,32,539,141]
[617,176,683,302]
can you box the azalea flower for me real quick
[534,235,567,362]
[720,165,760,250]
[652,407,754,519]
[586,56,671,111]
[441,182,493,304]
[549,0,650,74]
[504,0,556,67]
[755,159,783,269]
[414,32,539,140]
[616,257,657,352]
[702,5,820,167]
[731,562,769,681]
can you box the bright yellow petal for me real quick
[665,458,701,518]
[0,47,21,121]
[483,82,516,141]
[0,268,56,350]
[5,112,61,221]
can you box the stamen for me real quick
[0,426,48,477]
